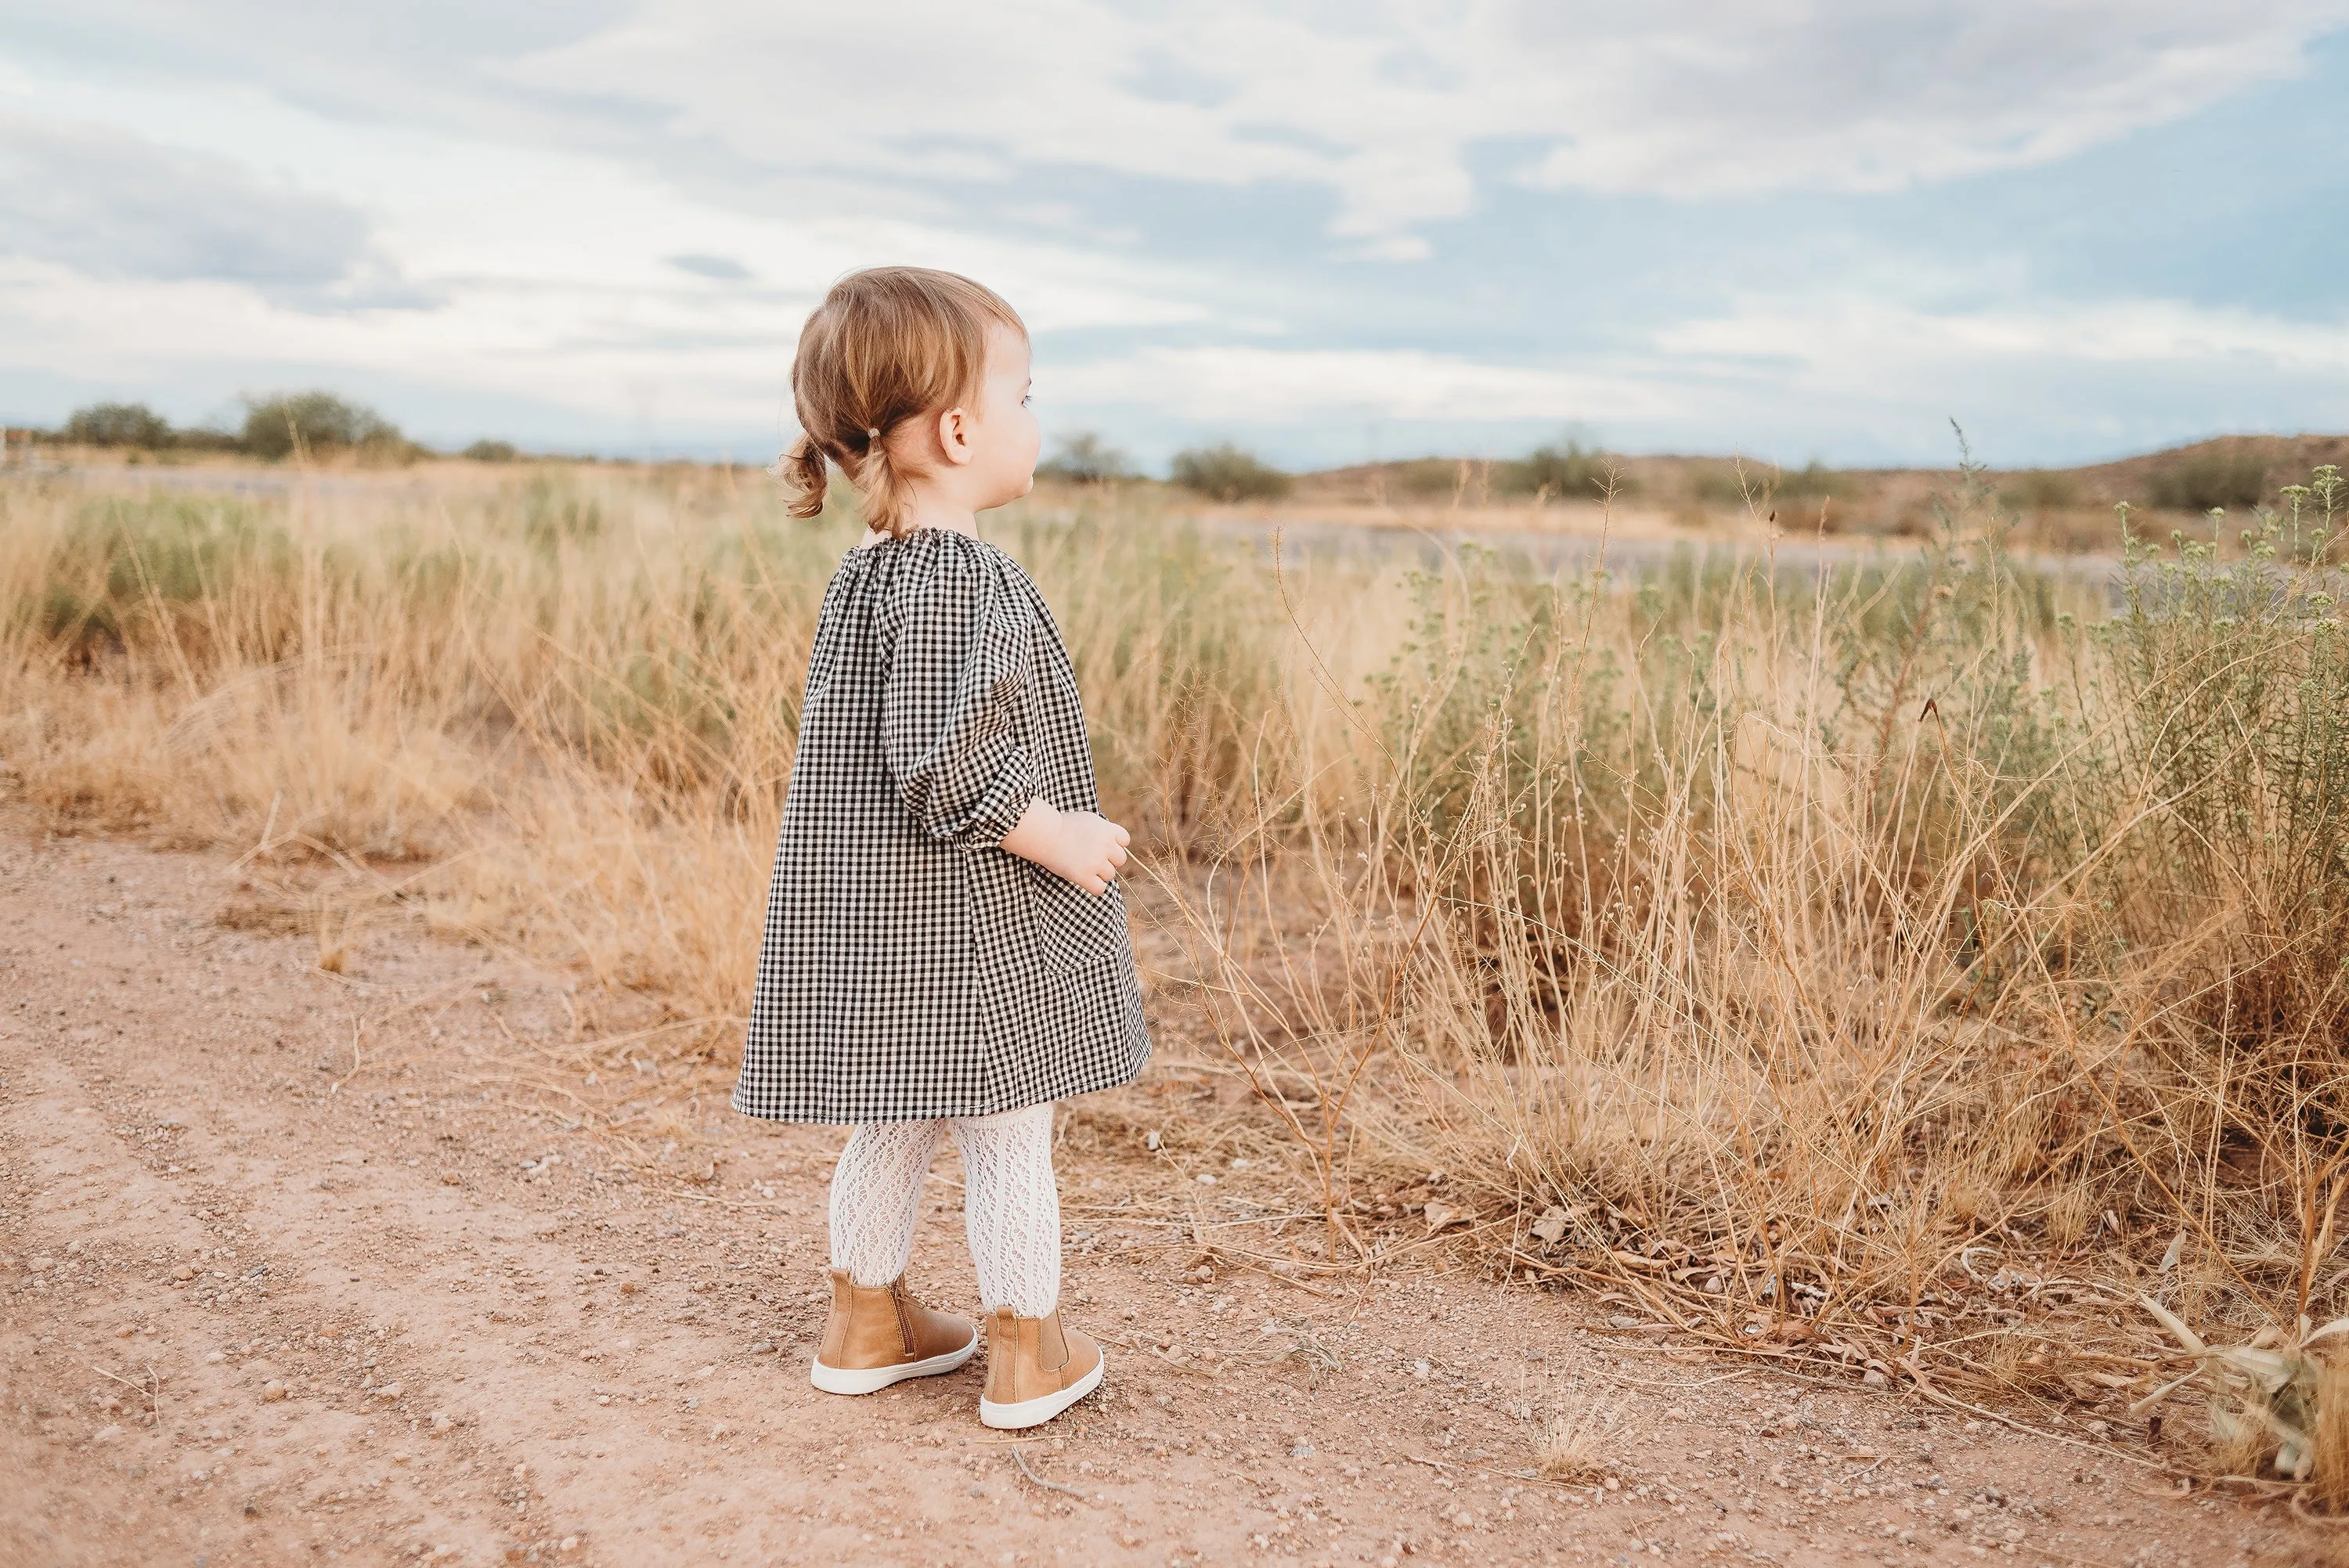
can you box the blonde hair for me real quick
[782,266,1027,538]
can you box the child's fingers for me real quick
[1106,843,1128,869]
[1111,822,1131,847]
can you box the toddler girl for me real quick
[733,266,1151,1429]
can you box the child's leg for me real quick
[828,1118,947,1285]
[948,1102,1060,1317]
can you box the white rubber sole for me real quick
[809,1325,979,1396]
[977,1351,1106,1430]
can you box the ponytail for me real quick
[781,432,830,521]
[855,424,916,539]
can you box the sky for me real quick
[2,2,2347,472]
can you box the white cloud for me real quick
[1049,344,1677,424]
[496,0,2349,236]
[1508,2,2349,197]
[0,114,408,307]
[1661,296,2349,380]
[19,2,2344,247]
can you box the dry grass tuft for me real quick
[1535,1397,1621,1481]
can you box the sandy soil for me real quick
[1,827,2329,1568]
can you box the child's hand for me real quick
[998,798,1131,895]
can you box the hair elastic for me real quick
[866,427,881,444]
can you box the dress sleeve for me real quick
[876,539,1037,845]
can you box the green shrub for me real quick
[1036,432,1133,484]
[240,391,406,461]
[1500,439,1633,500]
[1777,460,1856,499]
[1690,459,1849,507]
[1170,443,1291,502]
[516,474,604,547]
[2145,449,2269,513]
[1998,470,2079,510]
[62,402,174,449]
[29,495,294,661]
[464,439,521,463]
[1382,459,1474,499]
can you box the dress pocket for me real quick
[1030,869,1126,973]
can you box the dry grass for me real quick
[9,456,2349,1497]
[1534,1397,1622,1481]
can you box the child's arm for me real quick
[997,796,1130,896]
[879,542,1129,895]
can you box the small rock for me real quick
[619,1281,637,1296]
[691,1364,715,1380]
[92,1423,123,1444]
[748,1340,777,1355]
[204,1350,226,1364]
[1289,1441,1315,1458]
[1862,1369,1889,1390]
[171,1266,196,1282]
[373,1382,402,1400]
[392,1450,412,1465]
[438,1172,462,1187]
[1195,1173,1218,1187]
[1608,1315,1643,1330]
[429,1413,454,1436]
[261,1381,287,1404]
[558,1537,580,1554]
[30,1256,55,1272]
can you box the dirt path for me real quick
[0,828,2323,1568]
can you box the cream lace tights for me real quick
[827,1102,1059,1317]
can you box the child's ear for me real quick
[937,406,973,467]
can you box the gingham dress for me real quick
[733,527,1152,1124]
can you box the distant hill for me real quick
[1276,434,2349,546]
[2056,433,2349,513]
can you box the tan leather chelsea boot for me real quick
[978,1305,1104,1429]
[809,1269,979,1395]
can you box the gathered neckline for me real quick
[843,527,991,564]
